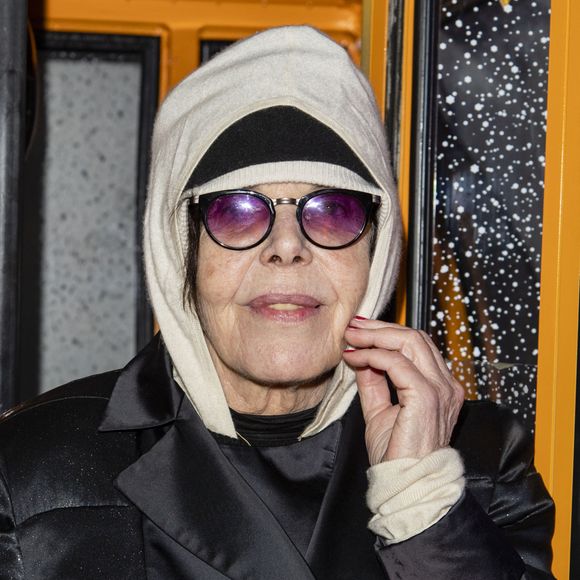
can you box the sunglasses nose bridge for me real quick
[271,197,298,208]
[270,197,301,221]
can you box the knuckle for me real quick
[451,389,465,410]
[453,379,465,398]
[402,331,428,357]
[386,351,407,366]
[409,330,425,345]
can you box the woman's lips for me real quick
[247,294,322,322]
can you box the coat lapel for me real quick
[99,336,314,580]
[99,335,182,432]
[306,398,385,580]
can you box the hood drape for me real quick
[143,26,402,439]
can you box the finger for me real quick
[416,329,453,376]
[412,332,465,433]
[345,348,461,453]
[351,365,392,423]
[348,317,394,328]
[343,347,437,403]
[348,318,405,330]
[415,330,466,406]
[345,325,443,379]
[348,320,459,397]
[351,322,461,398]
[345,324,464,428]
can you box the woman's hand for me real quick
[342,318,464,466]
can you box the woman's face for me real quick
[196,182,371,390]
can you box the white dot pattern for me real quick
[430,0,550,430]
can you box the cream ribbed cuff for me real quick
[366,447,465,544]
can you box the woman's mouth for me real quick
[247,294,322,322]
[268,303,302,311]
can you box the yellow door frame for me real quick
[362,0,414,324]
[535,0,580,576]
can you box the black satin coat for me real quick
[0,337,555,579]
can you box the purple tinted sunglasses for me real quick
[188,188,381,250]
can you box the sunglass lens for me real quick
[206,194,271,248]
[302,192,367,247]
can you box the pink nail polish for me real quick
[354,315,367,320]
[343,348,356,353]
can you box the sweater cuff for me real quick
[366,447,465,544]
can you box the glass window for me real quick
[405,0,550,431]
[19,33,158,399]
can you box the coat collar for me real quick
[97,336,382,580]
[116,400,316,579]
[98,336,315,579]
[99,334,184,432]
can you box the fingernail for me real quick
[354,315,367,320]
[343,348,356,353]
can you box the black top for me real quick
[229,405,319,446]
[216,405,335,555]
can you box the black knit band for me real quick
[185,106,377,189]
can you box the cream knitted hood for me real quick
[143,26,402,438]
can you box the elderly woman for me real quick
[0,26,553,579]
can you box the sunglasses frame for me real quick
[189,188,381,251]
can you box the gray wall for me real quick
[22,56,142,394]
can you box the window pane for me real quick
[22,54,142,394]
[430,0,550,430]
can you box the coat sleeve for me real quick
[373,406,555,579]
[484,408,555,579]
[0,461,24,579]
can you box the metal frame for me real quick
[361,0,389,115]
[0,0,28,411]
[405,0,440,330]
[28,0,362,101]
[384,0,405,181]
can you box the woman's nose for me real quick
[259,206,313,265]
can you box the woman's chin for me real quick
[240,349,339,388]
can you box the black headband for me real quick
[185,106,377,189]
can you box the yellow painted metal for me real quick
[393,0,415,326]
[361,0,389,116]
[29,0,362,99]
[361,0,413,326]
[535,0,580,576]
[361,0,414,326]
